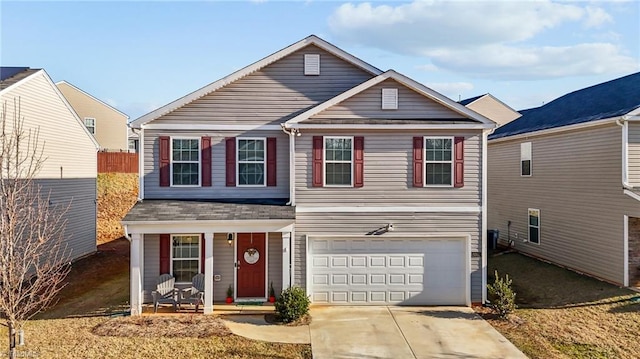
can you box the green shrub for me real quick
[487,270,517,318]
[275,286,310,323]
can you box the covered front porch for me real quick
[122,199,295,315]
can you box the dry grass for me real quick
[478,251,640,359]
[264,313,312,326]
[92,315,232,338]
[97,173,138,244]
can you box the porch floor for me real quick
[142,302,275,316]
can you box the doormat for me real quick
[235,302,265,306]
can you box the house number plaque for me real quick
[244,248,260,265]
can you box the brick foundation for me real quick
[629,217,640,287]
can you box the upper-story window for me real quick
[171,234,200,283]
[425,137,453,186]
[325,137,353,186]
[237,138,266,186]
[521,142,532,176]
[84,117,96,135]
[171,138,200,186]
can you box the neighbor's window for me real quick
[172,138,200,186]
[171,234,200,283]
[84,117,96,135]
[528,209,540,244]
[521,142,532,176]
[325,137,352,186]
[237,138,265,186]
[425,137,453,186]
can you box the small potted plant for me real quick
[268,281,276,303]
[226,284,234,304]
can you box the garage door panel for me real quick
[310,237,467,305]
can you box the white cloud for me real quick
[426,82,474,99]
[328,0,636,79]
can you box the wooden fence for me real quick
[98,152,138,173]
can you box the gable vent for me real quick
[381,88,398,110]
[304,54,320,75]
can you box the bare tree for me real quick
[0,99,71,359]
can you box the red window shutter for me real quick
[159,234,170,275]
[159,136,170,187]
[201,137,212,187]
[312,136,324,187]
[413,137,424,187]
[267,137,277,187]
[200,234,205,273]
[454,136,465,188]
[225,137,236,187]
[354,136,364,188]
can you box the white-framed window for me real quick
[381,88,398,110]
[424,136,453,186]
[171,234,200,283]
[304,54,320,75]
[171,138,200,186]
[521,142,532,176]
[324,136,353,186]
[84,117,96,135]
[528,208,540,244]
[237,138,266,186]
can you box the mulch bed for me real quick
[92,315,232,338]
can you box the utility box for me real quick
[487,230,499,250]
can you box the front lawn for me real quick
[479,252,640,359]
[1,238,311,359]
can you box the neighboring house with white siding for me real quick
[0,67,99,261]
[56,81,129,151]
[459,94,521,127]
[123,35,496,315]
[488,72,640,288]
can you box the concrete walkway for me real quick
[310,306,527,359]
[222,315,311,344]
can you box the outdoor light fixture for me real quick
[227,233,234,246]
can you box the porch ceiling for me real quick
[123,199,295,222]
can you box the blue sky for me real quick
[2,1,639,120]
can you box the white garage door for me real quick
[309,237,468,305]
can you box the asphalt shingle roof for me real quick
[122,199,295,222]
[0,67,40,90]
[491,72,640,140]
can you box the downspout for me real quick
[123,224,131,241]
[281,124,296,206]
[616,117,631,189]
[137,126,145,201]
[482,126,495,305]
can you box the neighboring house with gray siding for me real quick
[488,72,640,288]
[56,81,129,151]
[0,67,99,261]
[123,35,496,315]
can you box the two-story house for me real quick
[123,35,496,315]
[488,72,640,289]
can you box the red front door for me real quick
[236,233,266,298]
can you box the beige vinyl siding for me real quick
[294,212,483,303]
[629,122,640,186]
[295,130,482,207]
[0,72,97,179]
[465,96,520,126]
[56,82,128,151]
[212,233,234,302]
[143,129,289,199]
[488,124,640,285]
[310,79,465,120]
[143,234,160,303]
[268,232,283,296]
[152,45,373,126]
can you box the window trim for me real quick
[236,137,267,187]
[170,233,201,284]
[528,208,540,245]
[323,136,354,187]
[84,117,96,135]
[521,142,532,177]
[423,136,454,188]
[169,137,201,187]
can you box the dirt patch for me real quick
[264,313,312,326]
[97,173,138,244]
[92,315,232,338]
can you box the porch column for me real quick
[204,232,214,314]
[282,232,291,289]
[130,233,143,315]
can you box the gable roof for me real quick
[0,67,41,91]
[130,35,383,128]
[56,81,129,119]
[491,72,640,140]
[284,70,495,128]
[458,94,485,106]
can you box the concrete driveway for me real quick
[310,306,527,359]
